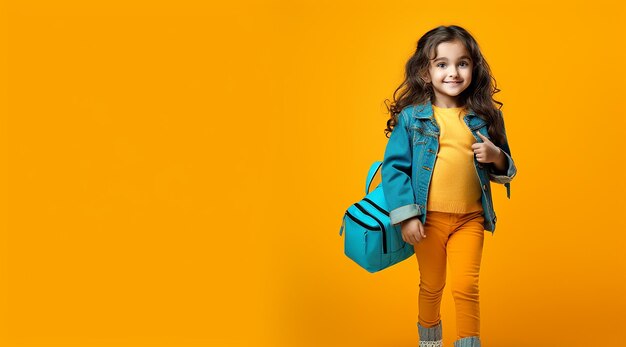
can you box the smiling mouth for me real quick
[445,81,462,84]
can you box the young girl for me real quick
[381,25,517,347]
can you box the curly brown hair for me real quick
[383,25,507,147]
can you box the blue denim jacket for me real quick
[381,99,517,234]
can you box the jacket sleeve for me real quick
[381,110,421,226]
[487,110,517,198]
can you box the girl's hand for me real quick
[400,217,426,245]
[472,132,502,164]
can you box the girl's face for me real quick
[422,40,473,107]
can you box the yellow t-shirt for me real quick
[426,105,483,213]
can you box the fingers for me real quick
[477,132,491,143]
[402,231,414,245]
[402,220,427,245]
[414,223,423,243]
[403,231,417,245]
[412,228,425,245]
[472,144,484,159]
[407,234,415,245]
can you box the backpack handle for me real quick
[365,161,383,195]
[340,160,384,237]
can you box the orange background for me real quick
[1,1,625,346]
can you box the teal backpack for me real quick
[339,161,415,273]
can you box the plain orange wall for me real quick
[1,1,625,346]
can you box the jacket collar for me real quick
[411,99,478,119]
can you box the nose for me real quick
[448,67,459,77]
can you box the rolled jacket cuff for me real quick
[389,203,421,226]
[488,149,516,184]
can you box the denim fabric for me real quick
[381,99,517,233]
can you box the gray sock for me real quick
[417,320,443,341]
[453,335,481,347]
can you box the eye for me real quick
[436,61,470,68]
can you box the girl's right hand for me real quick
[400,216,427,245]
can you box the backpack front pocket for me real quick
[343,211,383,269]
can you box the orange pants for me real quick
[413,210,485,340]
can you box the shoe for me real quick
[417,320,443,347]
[453,335,481,347]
